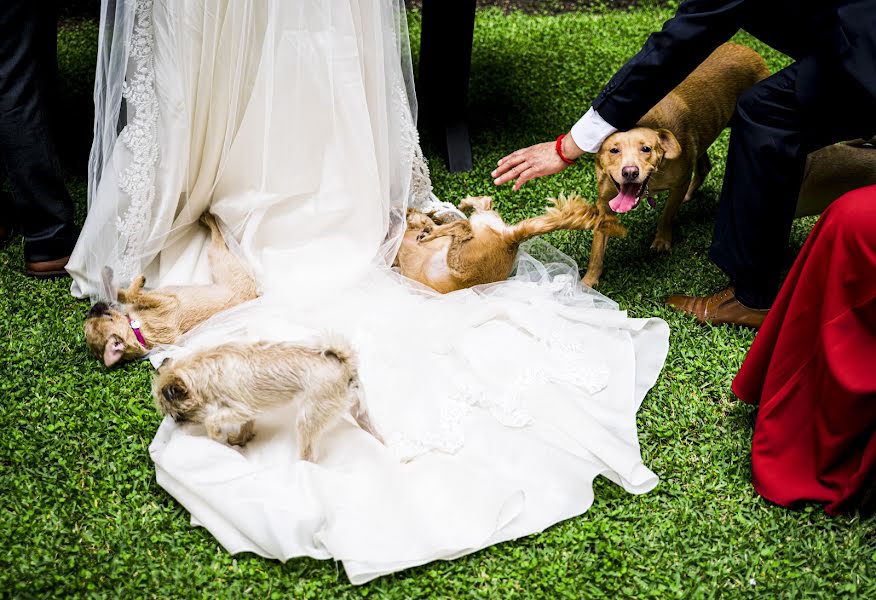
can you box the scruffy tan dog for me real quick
[585,43,771,287]
[397,194,624,293]
[152,337,382,462]
[84,214,258,367]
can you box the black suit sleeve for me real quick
[592,0,751,131]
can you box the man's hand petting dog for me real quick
[492,134,584,190]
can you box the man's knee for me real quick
[824,185,876,239]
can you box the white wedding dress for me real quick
[68,0,670,583]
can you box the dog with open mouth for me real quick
[583,43,771,287]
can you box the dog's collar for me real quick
[128,317,147,348]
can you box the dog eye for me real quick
[641,146,652,153]
[609,147,620,154]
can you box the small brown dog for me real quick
[84,214,258,367]
[397,194,624,293]
[152,337,382,462]
[585,43,771,287]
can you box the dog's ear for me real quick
[655,129,682,160]
[87,302,111,319]
[103,337,126,367]
[161,378,187,405]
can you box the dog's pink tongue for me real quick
[608,183,641,213]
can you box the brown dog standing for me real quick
[585,43,771,287]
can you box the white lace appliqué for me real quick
[116,0,159,282]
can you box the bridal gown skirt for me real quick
[67,0,670,583]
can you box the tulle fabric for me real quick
[68,0,670,583]
[70,0,419,296]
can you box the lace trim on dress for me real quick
[385,323,610,462]
[394,82,466,222]
[115,0,160,282]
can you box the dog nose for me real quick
[621,166,639,182]
[87,301,111,318]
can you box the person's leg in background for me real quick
[0,0,78,277]
[0,164,11,246]
[667,58,876,327]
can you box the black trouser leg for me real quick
[708,60,876,309]
[0,1,77,262]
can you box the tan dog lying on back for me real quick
[84,214,259,367]
[584,43,771,287]
[398,194,624,293]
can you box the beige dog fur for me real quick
[84,214,258,367]
[152,337,382,462]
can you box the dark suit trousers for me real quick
[709,58,876,308]
[0,1,77,262]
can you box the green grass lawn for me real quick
[2,6,874,598]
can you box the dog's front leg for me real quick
[652,186,686,252]
[227,419,256,446]
[417,220,474,244]
[117,274,146,303]
[582,230,608,288]
[203,408,243,446]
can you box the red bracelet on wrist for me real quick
[555,134,577,165]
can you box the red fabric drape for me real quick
[733,184,876,514]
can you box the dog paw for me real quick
[416,228,432,242]
[581,274,600,288]
[227,420,255,446]
[650,237,672,252]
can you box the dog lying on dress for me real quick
[397,193,624,293]
[84,214,259,367]
[152,336,383,462]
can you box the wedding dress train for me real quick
[68,0,670,583]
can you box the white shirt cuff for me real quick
[569,107,618,153]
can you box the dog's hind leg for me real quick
[683,153,712,203]
[458,196,493,213]
[202,213,258,298]
[296,397,345,462]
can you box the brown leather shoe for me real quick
[25,255,71,279]
[665,286,769,329]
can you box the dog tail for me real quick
[503,193,626,246]
[315,332,358,368]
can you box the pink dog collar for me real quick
[128,317,147,348]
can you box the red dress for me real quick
[733,184,876,515]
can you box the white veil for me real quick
[70,0,423,299]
